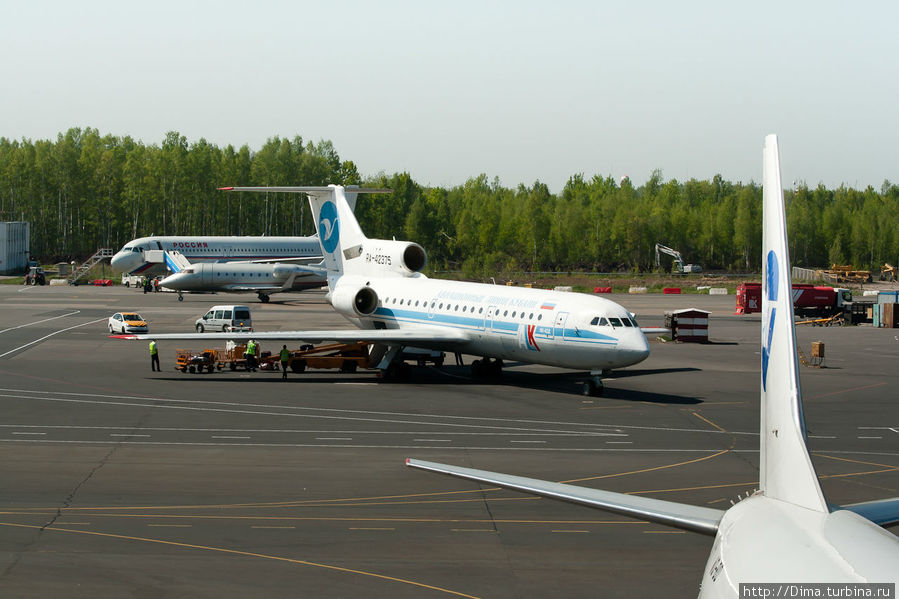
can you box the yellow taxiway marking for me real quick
[251,526,296,529]
[813,453,899,470]
[0,522,482,599]
[551,530,589,534]
[692,412,728,433]
[147,524,192,528]
[54,521,90,525]
[451,529,496,532]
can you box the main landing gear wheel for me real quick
[178,293,183,302]
[582,378,604,396]
[258,293,270,303]
[381,362,410,381]
[471,358,503,378]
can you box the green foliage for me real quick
[1,128,898,273]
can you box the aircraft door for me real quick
[555,311,570,339]
[201,264,212,286]
[485,305,497,331]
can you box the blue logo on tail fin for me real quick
[762,250,779,391]
[319,201,340,253]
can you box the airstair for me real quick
[67,248,114,284]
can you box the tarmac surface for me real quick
[0,284,896,598]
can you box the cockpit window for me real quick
[122,245,133,252]
[599,317,608,326]
[608,317,622,327]
[630,317,639,327]
[590,317,599,326]
[621,318,633,327]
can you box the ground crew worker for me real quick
[149,339,160,371]
[280,345,290,380]
[245,339,257,371]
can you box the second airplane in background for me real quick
[156,250,327,303]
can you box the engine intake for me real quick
[331,284,379,316]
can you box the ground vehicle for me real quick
[194,305,252,333]
[108,312,149,334]
[23,266,46,286]
[736,283,851,316]
[654,243,701,274]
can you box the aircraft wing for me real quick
[640,327,671,335]
[838,498,899,527]
[112,326,471,346]
[405,459,724,535]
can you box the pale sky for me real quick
[2,1,896,192]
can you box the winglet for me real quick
[759,134,827,511]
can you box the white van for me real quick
[195,305,253,333]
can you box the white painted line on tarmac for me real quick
[808,435,836,439]
[0,311,81,334]
[0,387,749,437]
[212,435,251,439]
[511,440,546,444]
[12,432,45,435]
[606,441,633,444]
[110,434,150,437]
[316,437,352,441]
[857,436,882,440]
[413,439,452,442]
[0,318,106,358]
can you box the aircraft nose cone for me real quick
[159,273,184,289]
[621,332,651,366]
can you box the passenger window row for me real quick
[381,297,546,321]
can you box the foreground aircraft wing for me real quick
[112,326,471,346]
[406,458,723,535]
[837,498,899,527]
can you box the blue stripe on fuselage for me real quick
[370,308,617,345]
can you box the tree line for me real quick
[1,128,897,275]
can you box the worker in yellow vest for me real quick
[149,339,160,371]
[280,345,290,380]
[245,340,257,372]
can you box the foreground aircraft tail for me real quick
[404,135,840,532]
[759,135,827,511]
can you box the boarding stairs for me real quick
[67,248,114,284]
[162,250,192,273]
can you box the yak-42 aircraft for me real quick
[407,136,899,595]
[114,186,657,395]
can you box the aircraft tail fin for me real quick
[760,134,827,511]
[219,186,390,285]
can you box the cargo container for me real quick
[735,282,851,316]
[0,222,29,275]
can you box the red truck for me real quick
[736,283,852,316]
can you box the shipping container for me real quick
[877,291,899,305]
[0,222,30,275]
[736,282,849,316]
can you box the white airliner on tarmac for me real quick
[115,185,654,394]
[156,254,327,303]
[109,235,322,279]
[407,136,899,595]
